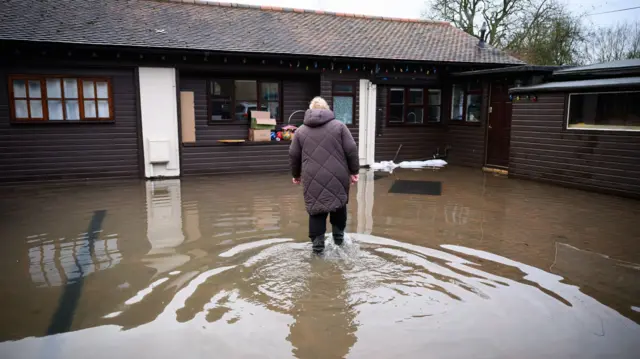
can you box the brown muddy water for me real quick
[0,167,639,359]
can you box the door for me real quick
[486,82,512,168]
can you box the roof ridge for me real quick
[152,0,451,25]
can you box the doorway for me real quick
[486,82,512,168]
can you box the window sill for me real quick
[448,121,482,126]
[208,120,250,125]
[11,120,115,125]
[386,122,443,127]
[566,125,640,133]
[183,141,292,147]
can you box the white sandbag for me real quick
[369,161,399,172]
[370,159,447,173]
[398,159,448,168]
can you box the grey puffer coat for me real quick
[289,109,359,215]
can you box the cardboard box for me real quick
[250,111,276,130]
[249,129,271,142]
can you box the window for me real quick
[387,87,442,124]
[9,76,113,122]
[332,82,355,125]
[567,91,640,131]
[428,89,442,122]
[208,79,279,122]
[451,83,482,123]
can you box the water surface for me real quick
[0,167,639,358]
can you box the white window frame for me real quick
[566,90,640,132]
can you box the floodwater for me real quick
[0,167,639,359]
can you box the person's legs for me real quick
[329,206,347,246]
[309,212,328,254]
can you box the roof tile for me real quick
[0,0,523,64]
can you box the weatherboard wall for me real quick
[509,92,640,198]
[0,66,141,182]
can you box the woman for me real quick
[289,97,360,254]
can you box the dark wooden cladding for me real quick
[374,85,446,161]
[445,125,485,167]
[283,79,317,125]
[182,142,291,175]
[510,93,640,197]
[179,74,317,175]
[0,66,140,182]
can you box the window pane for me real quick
[28,81,42,98]
[390,88,404,104]
[333,96,353,125]
[428,105,441,122]
[211,100,232,121]
[48,100,64,120]
[98,100,110,118]
[451,85,464,121]
[46,79,62,98]
[96,82,109,98]
[568,92,640,130]
[15,100,28,118]
[13,80,27,98]
[64,79,78,98]
[66,100,80,120]
[334,83,354,93]
[234,80,257,101]
[83,81,95,99]
[265,101,279,119]
[429,90,441,105]
[210,79,233,98]
[235,101,258,121]
[406,106,423,123]
[84,100,97,118]
[261,82,279,101]
[466,94,482,122]
[389,104,404,123]
[30,100,43,118]
[409,89,423,104]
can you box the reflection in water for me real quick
[1,168,640,358]
[2,234,640,358]
[27,232,121,287]
[143,180,190,275]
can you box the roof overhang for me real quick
[509,76,640,93]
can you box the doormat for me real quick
[389,180,442,195]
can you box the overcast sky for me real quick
[222,0,639,27]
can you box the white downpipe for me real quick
[366,82,377,165]
[358,79,369,166]
[358,79,377,166]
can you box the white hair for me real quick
[309,96,330,110]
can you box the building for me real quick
[509,59,640,198]
[0,0,523,182]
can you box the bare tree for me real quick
[423,0,586,64]
[585,22,640,63]
[507,6,585,65]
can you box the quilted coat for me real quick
[289,109,359,215]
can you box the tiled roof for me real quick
[0,0,523,65]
